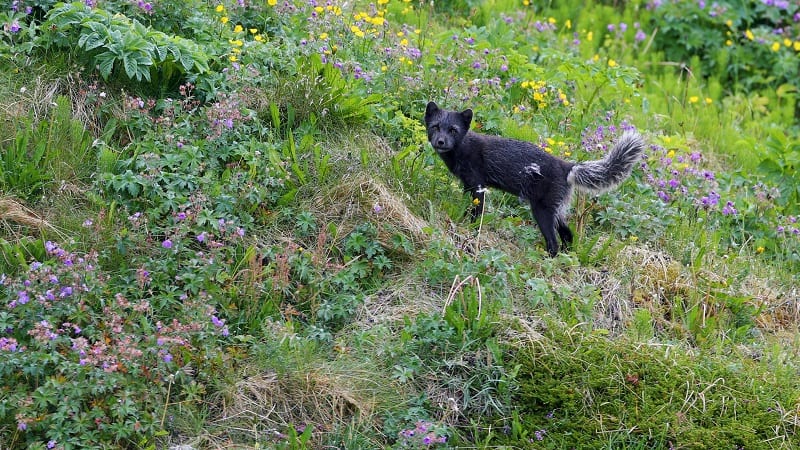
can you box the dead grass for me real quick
[201,320,393,449]
[311,174,431,257]
[0,197,59,234]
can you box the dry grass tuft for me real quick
[314,174,431,251]
[0,197,58,233]
[350,280,442,327]
[219,368,376,433]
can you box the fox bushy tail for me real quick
[567,131,646,194]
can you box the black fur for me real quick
[424,101,645,257]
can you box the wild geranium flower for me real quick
[162,239,173,249]
[722,201,738,215]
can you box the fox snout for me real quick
[428,130,454,152]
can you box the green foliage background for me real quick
[1,0,799,449]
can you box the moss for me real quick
[492,327,798,449]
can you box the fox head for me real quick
[424,101,473,153]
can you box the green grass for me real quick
[1,0,799,448]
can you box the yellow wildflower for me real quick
[254,34,264,42]
[689,96,699,104]
[220,16,229,24]
[319,32,328,40]
[565,19,571,29]
[771,42,780,52]
[705,97,713,105]
[234,24,243,33]
[350,25,365,38]
[229,55,238,62]
[472,197,481,205]
[215,4,224,13]
[745,29,754,40]
[784,38,792,47]
[249,28,258,34]
[587,31,593,42]
[268,0,277,5]
[400,38,409,47]
[756,246,765,254]
[608,59,617,67]
[666,150,675,159]
[372,17,385,26]
[794,41,800,51]
[725,39,733,46]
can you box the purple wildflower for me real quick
[722,201,737,215]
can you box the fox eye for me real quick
[431,125,440,131]
[449,127,458,135]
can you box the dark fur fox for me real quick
[424,101,645,257]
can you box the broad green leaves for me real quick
[42,2,210,83]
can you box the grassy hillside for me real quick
[1,0,799,448]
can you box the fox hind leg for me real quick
[556,215,573,251]
[531,205,560,257]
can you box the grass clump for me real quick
[508,325,800,449]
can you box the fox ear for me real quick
[425,101,439,120]
[461,109,473,127]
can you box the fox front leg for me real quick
[468,186,486,220]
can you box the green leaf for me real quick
[95,52,116,79]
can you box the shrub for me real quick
[0,240,230,448]
[40,2,210,85]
